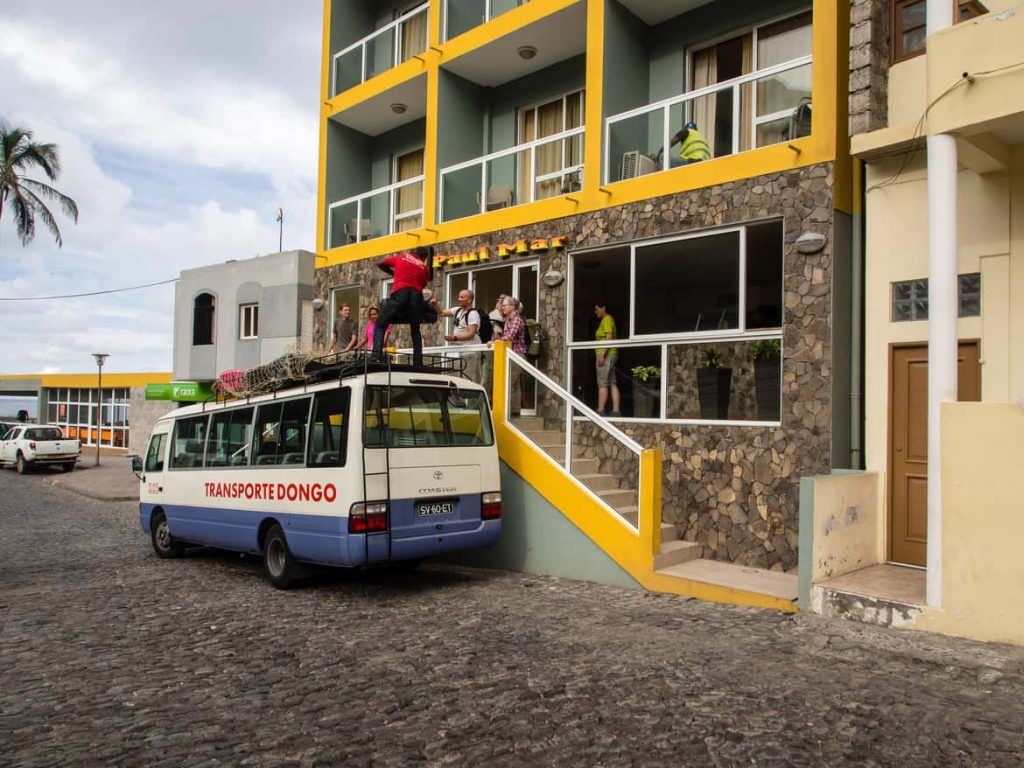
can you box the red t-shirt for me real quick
[384,253,430,294]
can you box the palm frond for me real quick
[9,187,36,245]
[10,141,60,180]
[18,186,63,247]
[20,177,78,221]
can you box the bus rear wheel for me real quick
[263,524,299,590]
[151,510,185,559]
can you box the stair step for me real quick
[544,445,565,463]
[596,488,636,509]
[511,416,545,431]
[569,457,599,475]
[578,473,618,492]
[614,513,678,543]
[656,559,798,602]
[654,540,702,570]
[524,430,566,448]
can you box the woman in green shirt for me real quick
[594,302,621,417]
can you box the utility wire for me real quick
[866,60,1024,193]
[0,277,178,301]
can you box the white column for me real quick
[925,0,957,608]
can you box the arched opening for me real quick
[193,292,215,346]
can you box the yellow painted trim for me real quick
[423,64,440,233]
[437,0,583,64]
[491,343,795,613]
[324,60,431,120]
[829,0,853,215]
[316,0,332,256]
[0,372,175,388]
[582,0,604,190]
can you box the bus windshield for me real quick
[363,386,493,448]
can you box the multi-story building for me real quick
[800,0,1024,645]
[173,250,317,384]
[315,0,853,608]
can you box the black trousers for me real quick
[374,287,424,366]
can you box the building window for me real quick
[193,292,215,346]
[567,220,784,423]
[239,304,259,340]
[890,273,982,321]
[891,1,988,63]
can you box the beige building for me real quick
[800,1,1024,645]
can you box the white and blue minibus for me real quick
[135,366,501,588]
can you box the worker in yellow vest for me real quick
[670,121,711,164]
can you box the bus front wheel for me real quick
[151,511,185,559]
[263,524,299,590]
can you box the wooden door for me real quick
[889,341,980,565]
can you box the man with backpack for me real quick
[436,289,487,381]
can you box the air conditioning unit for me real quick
[620,150,659,180]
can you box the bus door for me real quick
[140,425,170,518]
[364,385,493,555]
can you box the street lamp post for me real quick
[92,353,109,467]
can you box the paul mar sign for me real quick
[146,381,215,402]
[433,235,568,269]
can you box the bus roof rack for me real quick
[211,350,469,400]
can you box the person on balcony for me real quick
[670,121,712,164]
[373,247,434,367]
[436,289,485,382]
[330,303,358,355]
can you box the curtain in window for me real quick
[394,148,424,231]
[399,3,428,62]
[739,36,753,152]
[534,98,564,200]
[691,48,717,156]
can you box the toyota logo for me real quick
[432,470,444,480]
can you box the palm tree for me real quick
[0,122,79,247]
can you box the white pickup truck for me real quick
[0,424,80,474]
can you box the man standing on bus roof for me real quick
[373,246,434,367]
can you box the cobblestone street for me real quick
[2,471,1024,767]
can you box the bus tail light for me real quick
[481,492,501,520]
[349,501,388,533]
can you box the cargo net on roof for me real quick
[214,351,318,398]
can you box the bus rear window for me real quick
[363,386,493,448]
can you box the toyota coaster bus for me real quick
[134,359,501,588]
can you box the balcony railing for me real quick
[331,4,429,97]
[438,126,584,222]
[326,176,425,249]
[443,0,528,41]
[604,56,812,183]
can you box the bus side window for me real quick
[253,403,283,466]
[280,398,311,465]
[171,415,209,469]
[228,407,254,466]
[308,387,350,467]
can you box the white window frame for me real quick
[564,221,785,426]
[391,145,426,232]
[683,7,813,152]
[239,304,259,340]
[515,89,586,203]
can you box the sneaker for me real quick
[609,410,622,418]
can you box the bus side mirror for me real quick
[130,456,143,476]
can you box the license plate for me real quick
[417,499,455,516]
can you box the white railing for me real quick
[331,4,429,96]
[604,55,812,183]
[505,349,643,530]
[326,175,424,248]
[443,0,528,41]
[438,125,585,222]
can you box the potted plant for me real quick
[749,339,781,421]
[630,365,661,418]
[697,346,732,420]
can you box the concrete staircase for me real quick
[510,415,798,604]
[511,416,701,571]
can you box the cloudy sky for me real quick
[0,0,322,374]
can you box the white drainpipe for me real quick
[926,0,957,608]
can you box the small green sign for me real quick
[146,381,215,402]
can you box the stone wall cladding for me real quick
[849,0,890,135]
[127,390,176,453]
[315,164,836,570]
